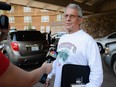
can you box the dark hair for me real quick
[0,15,9,29]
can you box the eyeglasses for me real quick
[63,14,79,19]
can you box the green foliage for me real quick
[27,22,32,30]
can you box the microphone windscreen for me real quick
[0,15,9,29]
[0,2,11,10]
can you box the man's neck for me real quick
[68,28,81,34]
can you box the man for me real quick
[0,15,52,87]
[45,3,103,87]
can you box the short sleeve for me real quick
[0,52,10,75]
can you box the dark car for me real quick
[104,41,116,75]
[2,30,49,66]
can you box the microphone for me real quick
[0,2,11,10]
[39,50,57,84]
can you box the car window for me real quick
[108,33,116,39]
[52,32,67,38]
[10,31,46,41]
[57,33,65,37]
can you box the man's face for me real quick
[63,8,82,33]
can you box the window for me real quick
[7,6,14,13]
[46,26,50,33]
[40,26,45,33]
[57,14,63,21]
[10,26,15,29]
[108,33,116,39]
[24,26,28,30]
[11,31,46,41]
[23,7,31,12]
[24,26,35,30]
[32,26,36,29]
[41,16,49,22]
[9,16,15,23]
[10,6,14,13]
[24,16,32,23]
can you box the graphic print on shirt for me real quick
[57,42,77,62]
[57,49,69,62]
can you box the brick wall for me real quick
[81,12,116,38]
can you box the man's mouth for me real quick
[66,23,72,26]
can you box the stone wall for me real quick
[81,12,116,39]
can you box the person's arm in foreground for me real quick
[0,15,53,87]
[0,60,52,87]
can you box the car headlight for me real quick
[105,47,109,55]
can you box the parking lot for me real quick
[22,54,116,87]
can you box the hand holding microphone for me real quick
[39,50,57,84]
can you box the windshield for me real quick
[10,31,46,41]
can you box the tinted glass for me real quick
[108,33,116,39]
[10,31,46,41]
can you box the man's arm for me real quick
[85,39,103,87]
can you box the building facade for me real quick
[2,5,64,34]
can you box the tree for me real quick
[27,22,32,30]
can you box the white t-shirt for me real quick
[48,29,103,87]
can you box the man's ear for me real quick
[79,17,83,25]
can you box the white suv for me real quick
[51,32,67,39]
[51,32,67,47]
[95,32,116,53]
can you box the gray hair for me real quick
[64,3,83,17]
